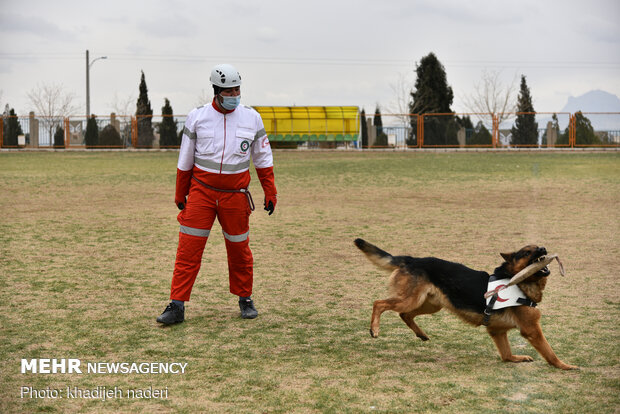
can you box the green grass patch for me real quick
[1,151,618,413]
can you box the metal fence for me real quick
[364,112,620,149]
[2,111,619,149]
[0,113,186,149]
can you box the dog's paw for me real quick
[369,328,379,338]
[558,363,579,370]
[506,355,534,363]
[417,334,430,341]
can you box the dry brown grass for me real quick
[0,151,618,413]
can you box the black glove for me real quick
[264,200,275,216]
[177,197,186,210]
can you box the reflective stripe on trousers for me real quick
[170,180,253,301]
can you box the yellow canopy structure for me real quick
[252,106,359,141]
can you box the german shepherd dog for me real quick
[354,239,576,370]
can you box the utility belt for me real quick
[192,175,255,211]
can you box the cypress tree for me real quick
[159,98,179,147]
[470,121,492,146]
[136,71,154,148]
[457,115,474,130]
[3,107,24,147]
[510,75,538,146]
[99,124,123,147]
[53,125,65,148]
[408,53,456,146]
[360,109,368,148]
[84,115,99,148]
[557,123,569,145]
[374,105,388,147]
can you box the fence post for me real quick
[492,115,498,148]
[64,118,70,148]
[367,118,376,147]
[131,117,138,148]
[569,114,575,147]
[417,115,424,148]
[568,115,571,147]
[29,111,39,148]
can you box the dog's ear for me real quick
[500,252,513,262]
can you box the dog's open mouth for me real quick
[532,255,551,276]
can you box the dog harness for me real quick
[482,275,537,326]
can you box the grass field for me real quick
[1,150,619,413]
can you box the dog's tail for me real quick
[354,238,400,272]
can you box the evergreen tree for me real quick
[99,124,123,147]
[3,107,24,147]
[510,75,538,146]
[560,111,601,146]
[457,115,474,130]
[575,111,601,145]
[53,125,65,148]
[408,53,456,146]
[136,71,154,148]
[84,115,99,148]
[374,105,388,147]
[360,109,368,148]
[159,98,179,147]
[470,121,492,145]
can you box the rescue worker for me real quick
[157,63,277,324]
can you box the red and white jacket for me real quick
[175,99,277,207]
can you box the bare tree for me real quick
[385,71,415,127]
[107,92,136,146]
[27,83,78,145]
[195,89,211,107]
[27,82,77,117]
[461,69,518,128]
[108,92,136,116]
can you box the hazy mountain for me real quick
[498,90,620,144]
[560,90,620,113]
[559,90,620,130]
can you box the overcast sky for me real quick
[1,0,619,121]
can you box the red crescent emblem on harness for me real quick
[495,284,508,302]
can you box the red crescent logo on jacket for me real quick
[495,284,508,302]
[262,137,270,148]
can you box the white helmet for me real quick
[210,64,242,88]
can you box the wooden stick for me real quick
[484,255,565,299]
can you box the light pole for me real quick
[85,49,107,118]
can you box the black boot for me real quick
[156,302,184,325]
[239,297,258,319]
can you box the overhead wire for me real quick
[0,52,618,69]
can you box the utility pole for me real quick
[86,49,89,118]
[85,49,107,118]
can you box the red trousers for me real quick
[170,182,253,301]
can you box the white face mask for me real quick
[220,94,241,110]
